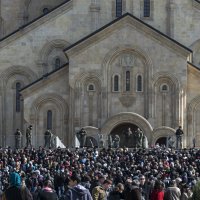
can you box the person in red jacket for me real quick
[150,180,164,200]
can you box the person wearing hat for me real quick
[2,172,32,200]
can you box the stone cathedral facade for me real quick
[0,0,200,148]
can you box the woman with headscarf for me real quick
[2,172,32,200]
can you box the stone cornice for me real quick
[187,61,200,72]
[193,0,200,10]
[65,13,192,58]
[0,0,73,49]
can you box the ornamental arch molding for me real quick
[151,126,176,145]
[30,93,68,120]
[102,45,153,118]
[102,45,153,87]
[152,72,180,88]
[38,39,70,64]
[0,65,38,85]
[187,95,200,139]
[30,93,68,145]
[73,72,102,128]
[0,66,38,147]
[152,72,180,127]
[101,112,153,143]
[73,71,102,90]
[26,0,64,22]
[37,39,70,75]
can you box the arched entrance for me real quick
[152,127,176,147]
[101,112,153,145]
[110,123,139,147]
[155,137,167,146]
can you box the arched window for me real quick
[88,84,95,91]
[47,110,52,130]
[126,71,130,91]
[43,8,49,15]
[116,0,122,17]
[114,75,119,92]
[137,75,142,92]
[144,0,150,17]
[55,58,61,69]
[161,84,168,92]
[16,82,21,112]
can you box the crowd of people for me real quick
[0,145,200,200]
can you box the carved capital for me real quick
[119,94,135,107]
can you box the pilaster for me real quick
[166,0,176,38]
[90,0,101,31]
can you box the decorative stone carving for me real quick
[119,94,135,107]
[120,53,135,66]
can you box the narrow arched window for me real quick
[116,0,122,17]
[47,110,52,130]
[161,84,168,92]
[16,82,21,112]
[114,75,119,91]
[137,75,142,92]
[55,58,61,69]
[144,0,150,17]
[126,71,130,91]
[88,84,95,91]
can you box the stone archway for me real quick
[155,137,167,146]
[101,112,153,144]
[110,123,139,147]
[152,126,176,147]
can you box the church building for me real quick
[0,0,200,148]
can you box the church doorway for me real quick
[155,137,167,147]
[110,123,140,147]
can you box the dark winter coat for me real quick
[65,184,92,200]
[3,186,33,200]
[124,185,142,200]
[37,188,58,200]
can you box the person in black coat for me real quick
[175,126,184,149]
[37,180,58,200]
[108,183,125,200]
[124,179,142,200]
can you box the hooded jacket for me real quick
[65,184,92,200]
